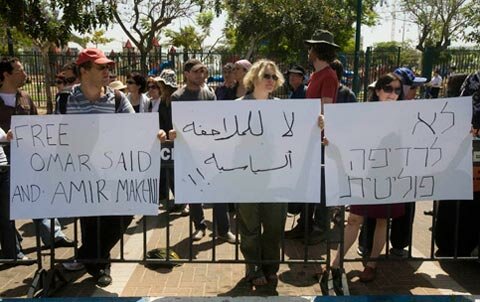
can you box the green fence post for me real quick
[422,47,435,82]
[363,47,372,102]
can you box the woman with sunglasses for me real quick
[126,72,149,113]
[235,59,287,287]
[326,73,405,288]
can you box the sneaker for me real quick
[357,245,370,257]
[192,228,206,241]
[218,231,237,244]
[63,261,85,271]
[390,247,408,258]
[96,269,112,287]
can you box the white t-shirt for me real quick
[0,93,16,107]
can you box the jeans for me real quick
[34,218,67,246]
[189,203,231,235]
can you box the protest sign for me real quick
[325,97,472,206]
[10,113,161,219]
[172,100,322,203]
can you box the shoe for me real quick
[96,269,112,287]
[192,228,206,241]
[218,231,236,244]
[284,225,307,239]
[357,245,370,257]
[390,247,408,258]
[62,261,85,271]
[180,206,190,216]
[52,237,76,248]
[359,266,376,282]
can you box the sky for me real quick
[78,2,469,53]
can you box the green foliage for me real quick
[165,10,215,52]
[0,0,113,46]
[401,0,479,51]
[87,29,114,47]
[222,0,379,64]
[373,41,421,68]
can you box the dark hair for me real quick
[310,44,336,63]
[329,59,344,81]
[62,62,79,77]
[0,57,20,81]
[184,59,203,72]
[129,72,147,93]
[369,72,402,102]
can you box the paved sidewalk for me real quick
[1,201,479,298]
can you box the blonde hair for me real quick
[243,59,285,92]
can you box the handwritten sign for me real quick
[10,113,161,219]
[172,100,322,203]
[324,97,472,206]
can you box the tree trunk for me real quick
[41,48,54,114]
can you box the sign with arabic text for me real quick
[172,100,322,203]
[324,97,472,206]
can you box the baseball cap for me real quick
[184,59,206,72]
[76,48,114,66]
[394,67,427,86]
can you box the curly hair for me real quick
[243,59,285,93]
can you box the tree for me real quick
[86,29,114,48]
[223,0,379,64]
[400,0,478,52]
[109,0,218,74]
[165,10,216,58]
[0,0,114,113]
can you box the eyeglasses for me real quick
[148,85,159,89]
[65,77,76,84]
[383,85,402,95]
[55,80,64,85]
[263,73,279,81]
[126,80,136,85]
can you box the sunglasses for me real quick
[126,80,136,85]
[383,85,402,95]
[94,65,109,71]
[65,76,76,84]
[263,73,279,81]
[55,80,64,85]
[148,85,159,89]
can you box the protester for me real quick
[292,29,339,245]
[0,57,33,262]
[149,69,188,215]
[231,59,252,99]
[169,59,235,244]
[287,64,307,99]
[327,73,406,289]
[215,63,236,100]
[54,73,66,93]
[61,48,166,287]
[426,69,442,98]
[126,72,149,113]
[329,59,357,103]
[55,62,79,114]
[233,59,288,286]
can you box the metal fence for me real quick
[5,47,480,109]
[2,140,479,297]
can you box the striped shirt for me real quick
[0,145,7,166]
[66,85,135,114]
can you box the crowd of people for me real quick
[1,28,479,293]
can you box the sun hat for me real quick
[304,29,340,48]
[154,69,177,89]
[108,80,127,90]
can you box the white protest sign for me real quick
[10,113,161,219]
[325,97,472,206]
[172,100,322,203]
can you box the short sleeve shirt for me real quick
[306,67,338,103]
[171,86,216,102]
